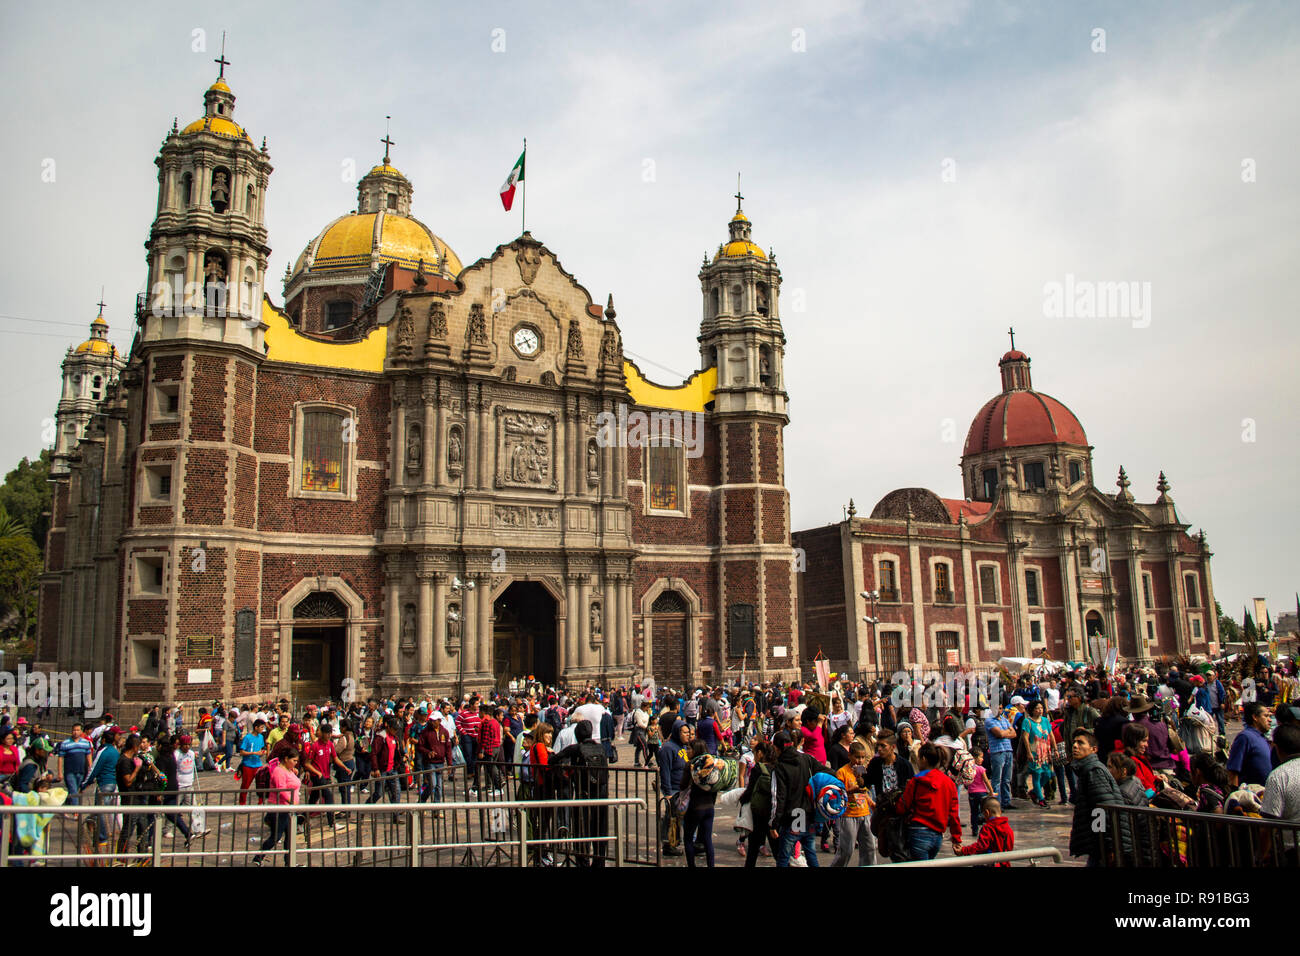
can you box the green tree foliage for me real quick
[1216,600,1239,643]
[0,511,40,638]
[0,450,51,550]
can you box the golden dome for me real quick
[209,78,231,93]
[369,163,402,176]
[181,115,248,139]
[292,212,463,279]
[75,339,113,355]
[714,240,766,261]
[731,211,749,222]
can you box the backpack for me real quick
[254,764,272,790]
[947,746,977,787]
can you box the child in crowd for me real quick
[967,747,991,837]
[955,796,1014,867]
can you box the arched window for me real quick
[710,287,720,318]
[647,441,684,512]
[756,282,769,316]
[181,172,193,207]
[245,184,256,218]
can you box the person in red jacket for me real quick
[896,743,963,860]
[956,796,1014,866]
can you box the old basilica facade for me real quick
[37,70,799,711]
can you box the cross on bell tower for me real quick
[214,31,230,79]
[1008,326,1016,351]
[734,172,744,214]
[381,116,394,165]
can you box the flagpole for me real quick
[521,137,527,235]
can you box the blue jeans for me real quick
[419,765,445,803]
[63,771,85,806]
[989,749,1014,808]
[94,784,118,843]
[776,828,820,867]
[907,823,943,861]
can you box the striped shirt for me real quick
[455,710,481,742]
[55,737,94,776]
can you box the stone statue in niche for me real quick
[447,427,463,473]
[467,304,488,345]
[502,366,516,382]
[210,170,230,211]
[587,439,599,479]
[405,423,422,474]
[402,602,416,647]
[540,370,556,386]
[447,603,461,643]
[590,601,602,636]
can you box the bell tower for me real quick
[697,183,799,680]
[141,52,272,349]
[50,299,127,477]
[697,182,787,415]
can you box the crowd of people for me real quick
[1,656,1297,867]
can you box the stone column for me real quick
[391,388,406,489]
[432,572,449,678]
[601,401,614,498]
[462,579,478,680]
[416,567,433,677]
[422,384,436,486]
[476,573,492,674]
[435,379,447,488]
[620,576,634,671]
[1167,554,1188,655]
[384,574,401,680]
[477,394,490,490]
[578,575,592,668]
[603,574,617,668]
[908,537,924,667]
[565,574,579,676]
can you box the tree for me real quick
[0,450,51,550]
[1243,608,1259,679]
[1216,600,1238,644]
[0,526,41,639]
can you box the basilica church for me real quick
[38,68,799,711]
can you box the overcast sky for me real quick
[1,1,1296,625]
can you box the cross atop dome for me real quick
[381,115,394,166]
[1008,326,1015,350]
[734,172,744,215]
[214,31,230,80]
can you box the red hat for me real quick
[130,726,139,733]
[178,734,193,745]
[1190,675,1205,685]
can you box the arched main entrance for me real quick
[290,592,348,705]
[1085,611,1104,638]
[493,581,558,687]
[651,590,689,690]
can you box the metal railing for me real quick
[0,797,645,868]
[1101,803,1300,867]
[20,761,659,867]
[891,847,1064,867]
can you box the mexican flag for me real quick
[500,149,525,211]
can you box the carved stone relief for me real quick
[495,409,556,490]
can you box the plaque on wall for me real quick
[234,608,256,682]
[186,635,216,658]
[728,603,756,657]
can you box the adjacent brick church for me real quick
[793,344,1221,677]
[37,69,800,712]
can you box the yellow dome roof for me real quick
[292,212,462,279]
[369,163,402,176]
[181,115,248,139]
[75,339,113,355]
[714,240,766,261]
[209,78,231,93]
[731,211,749,222]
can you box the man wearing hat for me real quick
[14,736,53,793]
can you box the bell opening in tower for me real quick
[492,582,558,688]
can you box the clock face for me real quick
[513,326,539,356]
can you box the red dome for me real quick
[964,390,1087,456]
[1000,349,1028,362]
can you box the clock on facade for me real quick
[512,326,539,356]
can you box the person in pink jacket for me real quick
[252,749,301,866]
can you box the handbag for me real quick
[451,745,466,767]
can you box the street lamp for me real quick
[451,576,476,700]
[861,589,881,682]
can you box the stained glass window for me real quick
[302,410,345,492]
[648,444,681,511]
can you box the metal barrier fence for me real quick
[1101,803,1300,867]
[891,847,1064,867]
[11,762,659,867]
[0,798,645,868]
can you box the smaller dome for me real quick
[714,240,766,261]
[209,78,231,94]
[75,339,112,355]
[181,115,248,139]
[369,163,403,177]
[1000,349,1028,362]
[731,211,749,222]
[870,488,953,524]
